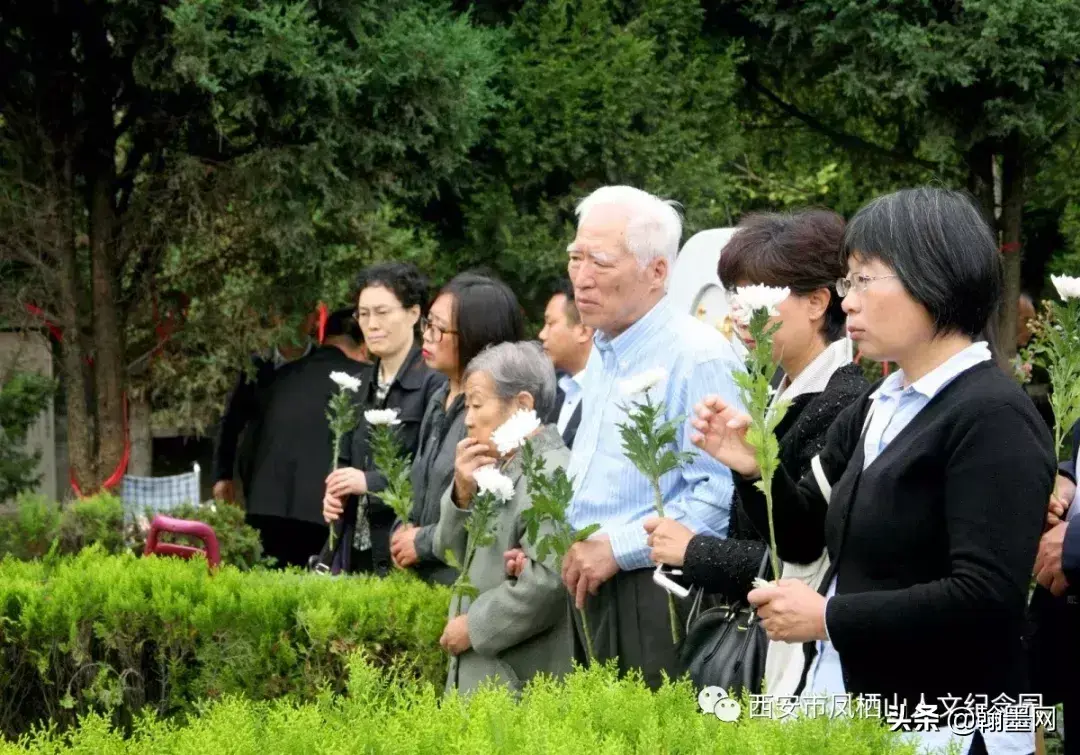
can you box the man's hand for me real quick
[562,535,619,610]
[1035,521,1071,597]
[643,517,695,567]
[504,548,527,578]
[747,579,828,643]
[323,492,345,524]
[1048,474,1076,529]
[390,524,419,568]
[212,480,236,503]
[439,614,471,656]
[325,467,367,498]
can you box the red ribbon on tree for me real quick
[316,302,329,345]
[1000,242,1021,255]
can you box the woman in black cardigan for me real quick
[692,188,1054,755]
[322,263,446,575]
[644,209,867,697]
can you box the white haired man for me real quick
[551,185,743,688]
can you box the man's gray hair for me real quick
[464,341,557,419]
[574,185,683,274]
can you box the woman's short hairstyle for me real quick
[440,272,525,375]
[842,187,1002,339]
[354,262,431,313]
[718,210,847,342]
[464,341,557,419]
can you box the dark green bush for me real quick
[0,372,57,503]
[0,549,449,738]
[0,654,926,754]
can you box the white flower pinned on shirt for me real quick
[730,285,790,326]
[329,371,362,392]
[618,367,667,397]
[472,465,515,503]
[490,409,541,456]
[364,408,402,426]
[1051,275,1080,301]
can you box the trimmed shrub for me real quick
[0,493,270,570]
[0,549,449,738]
[0,655,926,754]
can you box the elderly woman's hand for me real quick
[453,437,498,508]
[747,579,828,643]
[643,517,694,567]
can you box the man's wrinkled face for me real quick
[567,206,666,337]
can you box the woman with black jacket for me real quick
[644,209,867,697]
[388,272,525,586]
[322,263,446,575]
[693,188,1055,755]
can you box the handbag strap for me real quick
[684,547,772,633]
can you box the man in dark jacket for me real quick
[537,280,592,449]
[211,314,316,503]
[243,310,367,568]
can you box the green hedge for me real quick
[0,549,449,738]
[0,492,270,570]
[0,655,926,754]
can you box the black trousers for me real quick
[568,568,696,691]
[246,514,328,570]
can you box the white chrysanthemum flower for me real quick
[1051,275,1080,301]
[473,465,515,503]
[619,367,667,397]
[730,285,791,326]
[364,408,402,426]
[329,371,362,392]
[490,409,541,456]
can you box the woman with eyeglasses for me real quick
[693,188,1054,755]
[389,272,525,585]
[643,209,867,697]
[321,262,446,575]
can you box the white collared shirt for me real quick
[556,371,585,436]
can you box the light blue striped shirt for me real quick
[566,296,746,571]
[809,342,1032,754]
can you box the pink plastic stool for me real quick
[144,515,221,569]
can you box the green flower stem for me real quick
[328,435,342,552]
[579,608,596,664]
[761,472,781,584]
[650,478,679,643]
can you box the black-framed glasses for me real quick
[836,274,898,298]
[420,316,457,342]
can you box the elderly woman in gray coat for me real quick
[433,341,575,696]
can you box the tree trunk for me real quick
[965,142,995,226]
[998,141,1025,363]
[128,388,153,477]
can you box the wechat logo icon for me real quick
[697,686,742,722]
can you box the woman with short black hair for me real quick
[322,262,445,575]
[644,209,867,697]
[389,272,525,585]
[694,188,1055,755]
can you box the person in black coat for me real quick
[693,188,1054,755]
[211,314,316,503]
[244,310,368,568]
[1030,417,1080,753]
[644,209,867,698]
[538,280,593,449]
[321,263,446,575]
[388,272,525,585]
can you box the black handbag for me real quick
[678,550,769,695]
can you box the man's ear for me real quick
[650,256,669,292]
[573,323,594,344]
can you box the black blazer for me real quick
[334,347,447,572]
[549,382,584,449]
[682,364,867,597]
[737,361,1054,714]
[245,346,369,525]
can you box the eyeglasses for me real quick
[354,306,403,324]
[420,316,457,342]
[836,274,898,298]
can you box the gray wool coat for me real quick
[432,424,575,697]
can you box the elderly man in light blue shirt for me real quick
[559,185,744,689]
